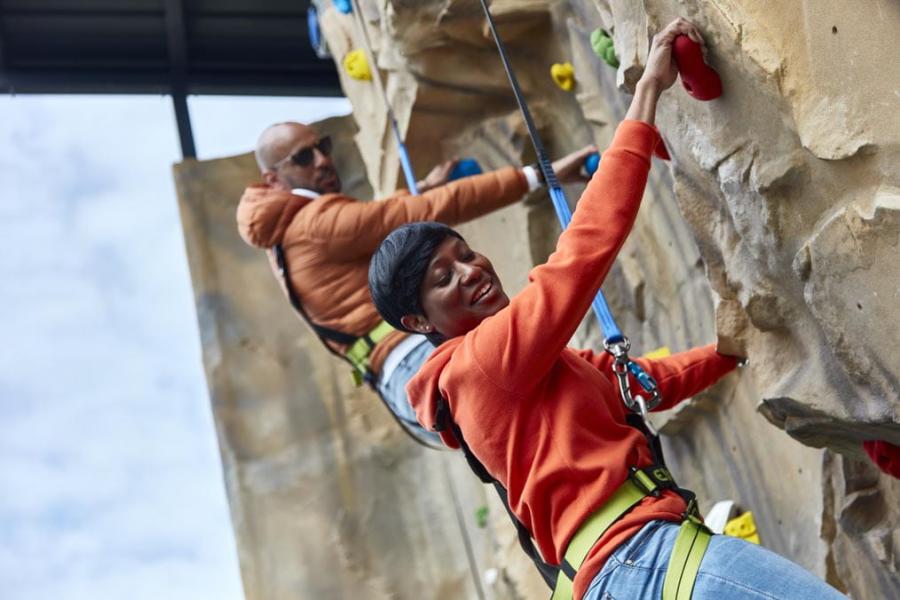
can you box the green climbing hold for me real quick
[590,28,620,69]
[475,505,489,529]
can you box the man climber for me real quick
[369,17,847,600]
[236,120,594,443]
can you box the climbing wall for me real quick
[313,0,900,597]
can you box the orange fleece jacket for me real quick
[406,121,737,599]
[236,167,529,373]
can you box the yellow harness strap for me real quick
[346,320,395,386]
[551,466,712,600]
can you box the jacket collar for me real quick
[291,188,321,200]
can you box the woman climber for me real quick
[368,17,847,600]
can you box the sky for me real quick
[0,94,351,599]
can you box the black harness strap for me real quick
[626,413,666,464]
[273,244,358,348]
[559,557,578,581]
[435,395,560,590]
[625,413,697,509]
[272,243,442,449]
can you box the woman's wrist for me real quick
[625,78,663,125]
[635,77,663,98]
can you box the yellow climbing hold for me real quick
[643,346,672,360]
[343,49,372,81]
[551,62,576,91]
[724,511,761,545]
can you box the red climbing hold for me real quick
[672,35,722,101]
[654,140,671,161]
[863,440,900,479]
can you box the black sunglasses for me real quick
[280,136,333,168]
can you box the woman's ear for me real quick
[400,314,435,334]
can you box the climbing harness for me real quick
[348,0,420,193]
[344,320,394,384]
[435,394,711,598]
[477,2,714,597]
[549,413,711,600]
[272,243,443,450]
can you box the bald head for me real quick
[255,121,341,193]
[255,122,314,171]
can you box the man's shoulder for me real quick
[294,192,358,216]
[285,192,362,235]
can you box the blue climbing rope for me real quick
[478,0,661,411]
[392,118,419,194]
[478,0,625,344]
[546,185,625,342]
[348,0,420,194]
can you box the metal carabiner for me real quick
[614,365,637,412]
[603,337,631,357]
[627,360,663,411]
[605,336,664,413]
[607,339,638,412]
[634,395,658,437]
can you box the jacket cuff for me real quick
[613,120,663,159]
[521,165,543,192]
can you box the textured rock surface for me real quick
[178,1,900,598]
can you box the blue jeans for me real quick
[584,520,847,600]
[376,337,441,446]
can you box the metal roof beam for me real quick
[0,4,7,73]
[0,1,342,99]
[0,69,341,96]
[164,0,195,159]
[164,0,188,76]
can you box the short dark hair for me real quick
[368,222,463,345]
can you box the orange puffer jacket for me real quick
[236,168,529,374]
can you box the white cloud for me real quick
[188,95,352,159]
[0,93,350,600]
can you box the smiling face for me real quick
[401,236,509,339]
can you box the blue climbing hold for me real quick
[307,6,328,58]
[333,0,352,14]
[584,152,601,176]
[449,158,483,181]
